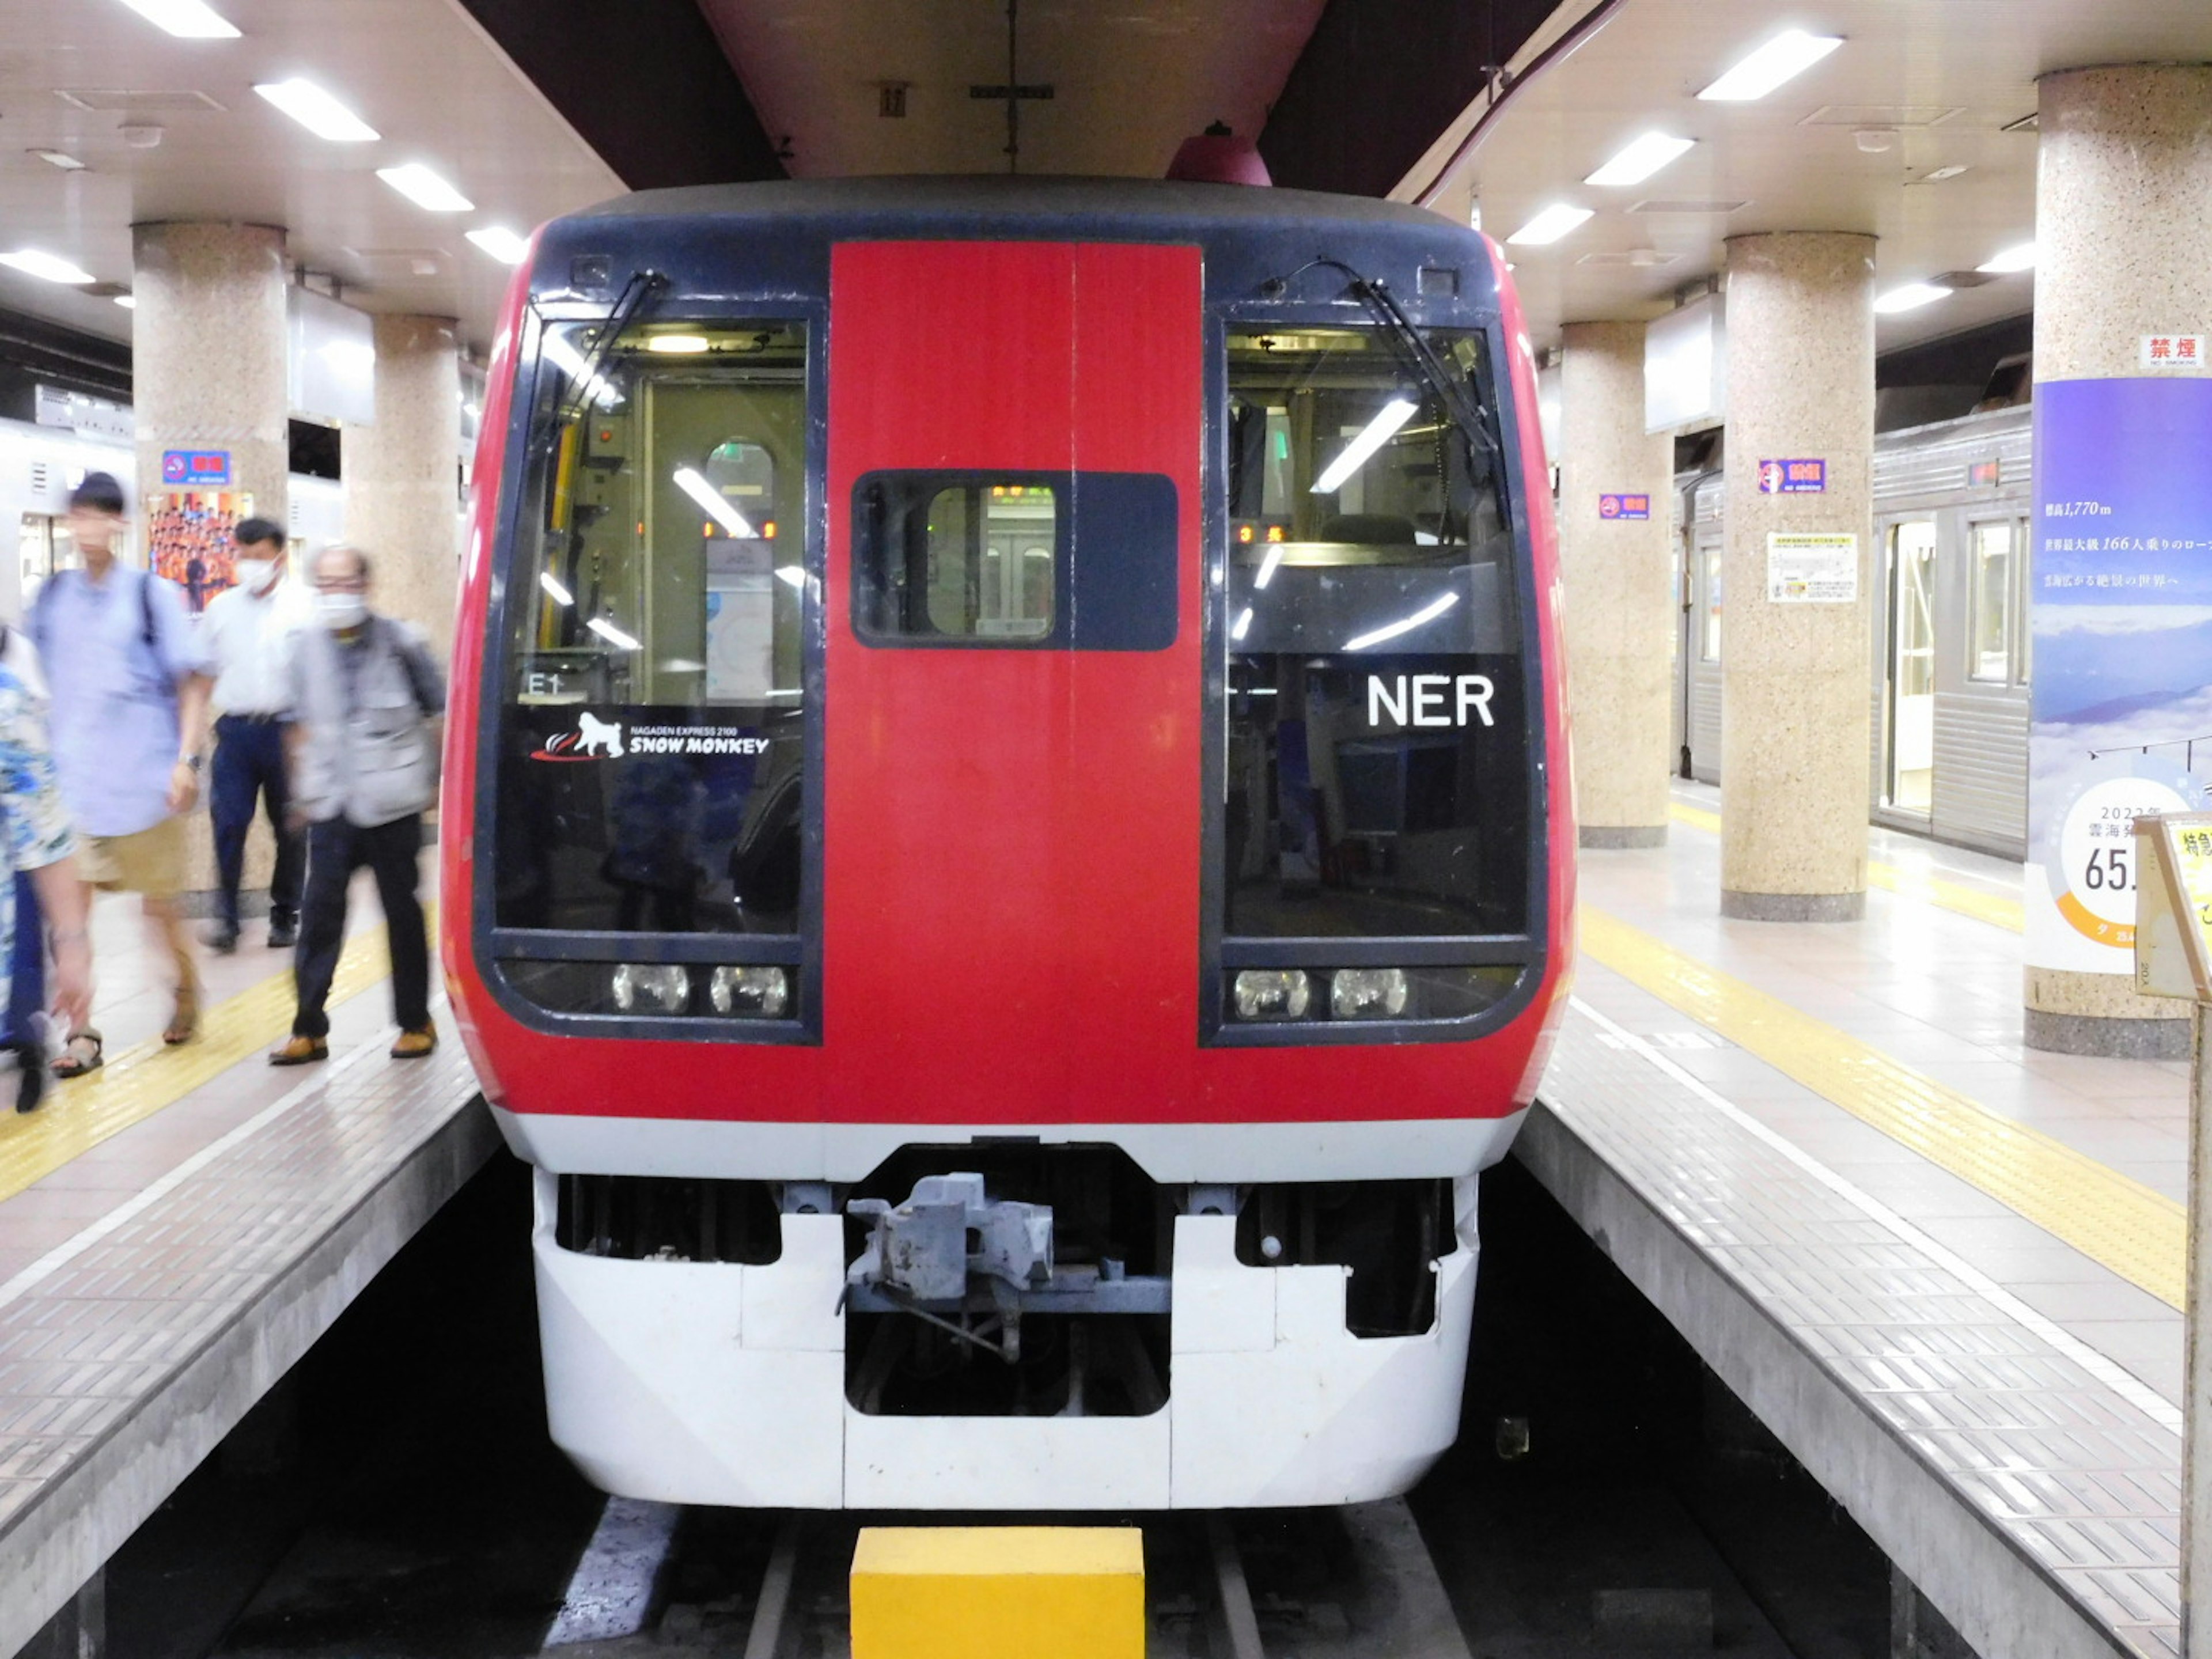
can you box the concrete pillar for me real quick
[342,313,463,662]
[1558,320,1675,847]
[2023,65,2212,1060]
[131,222,290,914]
[1717,232,1876,921]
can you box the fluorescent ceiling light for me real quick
[465,226,531,266]
[1874,282,1952,315]
[586,616,640,651]
[1698,30,1843,101]
[1585,132,1696,188]
[1977,241,2037,274]
[540,333,622,408]
[113,0,240,37]
[114,294,137,309]
[1231,606,1253,642]
[29,149,85,171]
[646,334,711,354]
[538,571,574,607]
[0,250,94,285]
[1506,204,1594,247]
[1312,397,1419,493]
[253,79,378,142]
[377,164,472,213]
[1346,590,1461,652]
[774,566,805,589]
[1253,546,1283,589]
[673,466,757,537]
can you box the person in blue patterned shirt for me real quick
[0,649,91,1111]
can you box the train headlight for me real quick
[1232,969,1311,1020]
[710,965,789,1018]
[611,963,689,1013]
[1330,968,1410,1020]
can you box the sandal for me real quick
[51,1029,102,1080]
[164,994,198,1047]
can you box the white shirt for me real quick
[201,577,305,717]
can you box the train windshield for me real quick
[1223,325,1527,941]
[497,317,809,937]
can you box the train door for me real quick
[821,241,1202,1126]
[18,513,65,608]
[1881,518,1937,817]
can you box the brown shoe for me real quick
[390,1024,437,1060]
[269,1035,328,1067]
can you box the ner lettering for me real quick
[1365,673,1496,729]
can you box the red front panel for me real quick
[821,241,1204,1125]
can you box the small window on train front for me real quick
[856,478,1058,642]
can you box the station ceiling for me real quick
[1402,0,2212,353]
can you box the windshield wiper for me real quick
[536,268,667,427]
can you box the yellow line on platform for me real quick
[0,908,430,1206]
[1578,904,2185,1308]
[1666,801,2025,934]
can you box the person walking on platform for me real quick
[271,545,444,1066]
[199,518,304,954]
[29,472,213,1075]
[0,622,93,1111]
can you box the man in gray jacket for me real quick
[270,544,445,1065]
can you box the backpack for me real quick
[26,566,161,660]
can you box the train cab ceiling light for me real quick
[1312,397,1418,494]
[29,149,85,171]
[672,466,758,538]
[377,164,473,213]
[1874,282,1951,315]
[1978,241,2037,274]
[1585,133,1696,188]
[253,80,378,143]
[466,227,531,265]
[1698,31,1843,102]
[112,0,238,38]
[646,334,711,354]
[0,251,95,285]
[1506,204,1593,247]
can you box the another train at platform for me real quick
[441,176,1573,1510]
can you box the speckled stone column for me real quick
[131,221,290,914]
[341,314,463,664]
[2024,65,2212,1059]
[1559,320,1675,847]
[1718,232,1876,920]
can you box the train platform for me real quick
[1528,781,2185,1659]
[0,870,490,1659]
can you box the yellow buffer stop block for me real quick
[850,1526,1145,1659]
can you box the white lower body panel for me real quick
[532,1169,1483,1510]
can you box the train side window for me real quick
[1968,520,2014,684]
[1700,547,1722,662]
[2014,515,2032,686]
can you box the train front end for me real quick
[443,180,1573,1510]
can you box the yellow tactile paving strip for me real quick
[0,907,433,1206]
[1666,801,2026,934]
[1579,904,2187,1308]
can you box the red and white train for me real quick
[442,176,1573,1509]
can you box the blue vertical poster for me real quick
[2029,377,2212,975]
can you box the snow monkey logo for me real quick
[532,712,626,762]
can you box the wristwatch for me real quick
[179,754,203,772]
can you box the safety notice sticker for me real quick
[1766,532,1858,603]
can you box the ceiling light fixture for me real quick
[646,334,711,354]
[1698,30,1843,101]
[29,149,85,171]
[465,226,530,266]
[0,250,95,285]
[672,466,757,537]
[1506,203,1595,247]
[114,294,136,309]
[586,616,641,652]
[540,333,622,408]
[1873,282,1952,315]
[539,571,574,607]
[1345,590,1462,652]
[253,79,378,142]
[1585,132,1696,188]
[376,164,472,213]
[1312,397,1419,494]
[112,0,240,38]
[1976,241,2037,274]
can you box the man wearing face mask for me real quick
[271,544,445,1066]
[198,518,305,954]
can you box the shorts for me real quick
[79,814,188,897]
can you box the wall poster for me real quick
[2028,377,2212,975]
[146,489,249,613]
